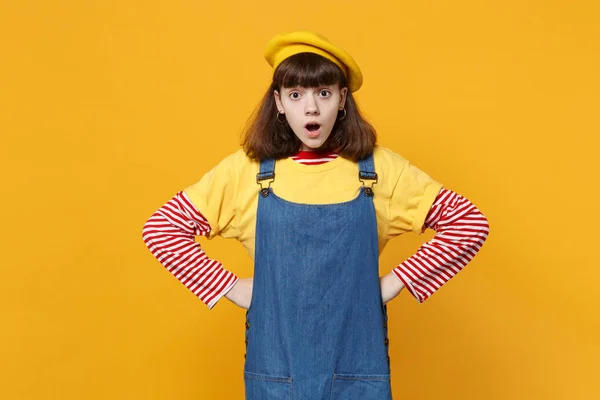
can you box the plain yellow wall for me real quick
[1,1,598,399]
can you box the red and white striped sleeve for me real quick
[392,188,490,303]
[142,191,239,309]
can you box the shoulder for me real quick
[211,148,260,174]
[372,145,409,176]
[211,149,264,193]
[218,148,255,166]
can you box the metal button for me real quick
[383,320,387,328]
[245,339,248,345]
[384,338,389,346]
[244,353,246,359]
[386,355,390,363]
[245,322,250,329]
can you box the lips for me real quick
[305,122,321,132]
[305,125,322,138]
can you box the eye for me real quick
[289,92,300,99]
[320,90,331,97]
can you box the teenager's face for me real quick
[274,84,347,151]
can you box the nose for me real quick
[304,94,319,115]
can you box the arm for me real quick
[141,191,239,309]
[224,277,253,309]
[381,187,490,303]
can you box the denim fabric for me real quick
[243,154,392,400]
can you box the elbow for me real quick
[141,220,150,248]
[478,212,490,245]
[141,212,158,248]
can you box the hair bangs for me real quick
[273,52,347,90]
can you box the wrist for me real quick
[389,271,405,292]
[224,279,240,301]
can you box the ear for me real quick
[339,86,348,109]
[273,90,284,113]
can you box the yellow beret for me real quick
[264,30,363,93]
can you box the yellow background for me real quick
[1,0,598,399]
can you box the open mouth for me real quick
[305,123,321,132]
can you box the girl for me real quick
[142,30,489,400]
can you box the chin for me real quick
[301,141,327,150]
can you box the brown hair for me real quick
[241,52,377,161]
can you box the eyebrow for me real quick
[286,86,333,92]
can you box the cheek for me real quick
[325,108,340,125]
